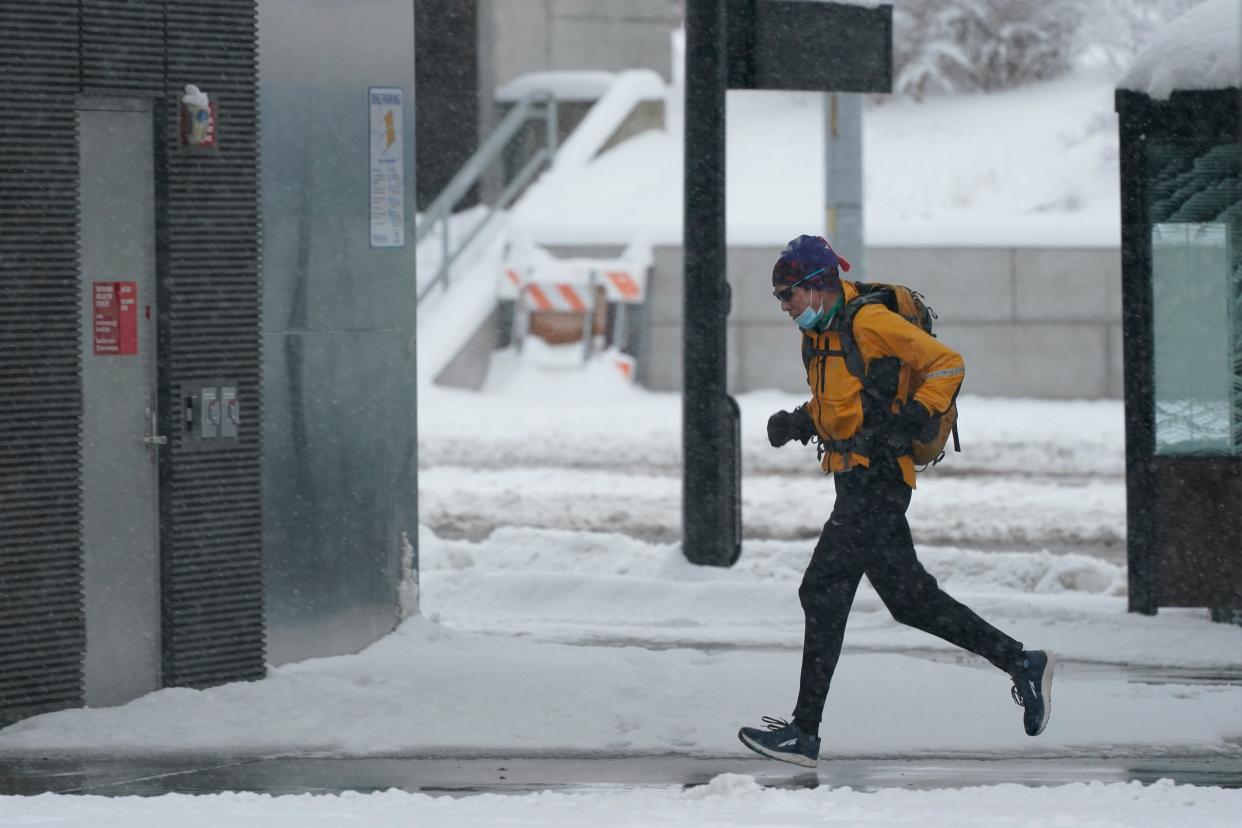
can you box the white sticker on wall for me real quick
[369,87,405,248]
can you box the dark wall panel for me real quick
[1155,459,1242,608]
[159,0,265,688]
[0,1,86,725]
[415,0,478,209]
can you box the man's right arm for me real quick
[767,404,816,448]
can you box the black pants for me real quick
[792,459,1025,726]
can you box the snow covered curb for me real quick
[5,774,1242,827]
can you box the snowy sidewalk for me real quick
[1,616,1239,761]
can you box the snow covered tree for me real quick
[891,0,1211,98]
[894,0,1078,97]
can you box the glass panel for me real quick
[1146,142,1242,456]
[1151,223,1236,454]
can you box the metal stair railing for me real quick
[416,90,558,304]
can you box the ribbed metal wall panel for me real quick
[81,1,165,94]
[158,0,265,688]
[0,1,86,724]
[1,0,264,724]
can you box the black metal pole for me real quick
[683,0,739,567]
[1117,92,1158,615]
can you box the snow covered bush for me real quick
[894,0,1077,97]
[891,0,1204,97]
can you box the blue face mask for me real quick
[795,294,843,330]
[794,304,821,329]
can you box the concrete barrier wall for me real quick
[639,245,1123,399]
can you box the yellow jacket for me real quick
[802,281,964,488]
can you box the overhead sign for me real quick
[93,281,138,356]
[369,87,405,248]
[726,0,893,92]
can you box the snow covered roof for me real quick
[1118,0,1242,99]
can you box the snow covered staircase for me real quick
[417,69,667,389]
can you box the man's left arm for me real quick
[853,304,964,423]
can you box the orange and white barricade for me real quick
[500,240,650,379]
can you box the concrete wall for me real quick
[482,0,681,86]
[478,0,682,139]
[639,245,1123,399]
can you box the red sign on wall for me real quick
[179,101,218,149]
[93,281,138,356]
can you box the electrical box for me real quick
[220,386,239,439]
[200,387,220,439]
[182,380,240,449]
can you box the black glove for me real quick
[870,400,937,457]
[767,406,816,448]
[901,399,941,443]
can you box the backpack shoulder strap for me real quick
[801,328,849,369]
[834,291,890,380]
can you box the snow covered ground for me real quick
[3,373,1239,767]
[3,365,1240,826]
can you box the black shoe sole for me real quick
[737,730,818,769]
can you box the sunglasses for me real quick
[772,267,826,302]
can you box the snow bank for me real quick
[419,387,1125,478]
[418,463,1125,547]
[865,69,1121,247]
[1119,0,1242,99]
[6,777,1242,827]
[482,341,640,398]
[420,526,1124,593]
[417,524,1242,670]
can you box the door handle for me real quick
[144,403,167,447]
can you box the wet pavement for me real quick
[2,754,1241,797]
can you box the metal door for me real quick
[78,98,162,706]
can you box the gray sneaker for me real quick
[1010,650,1056,736]
[738,717,820,768]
